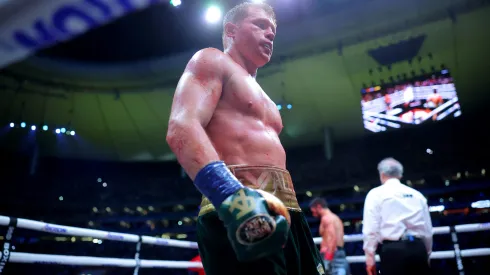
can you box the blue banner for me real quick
[0,0,163,68]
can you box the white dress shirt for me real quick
[362,178,433,261]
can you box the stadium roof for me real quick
[1,0,489,161]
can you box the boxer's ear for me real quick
[224,22,237,39]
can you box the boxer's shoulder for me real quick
[191,47,225,59]
[188,48,229,67]
[320,215,330,226]
[185,48,233,79]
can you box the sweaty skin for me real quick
[167,7,281,180]
[319,212,345,253]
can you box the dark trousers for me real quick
[197,211,325,275]
[380,238,430,275]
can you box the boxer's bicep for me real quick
[322,218,336,252]
[319,218,328,247]
[170,49,224,127]
[167,49,224,179]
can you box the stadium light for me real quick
[471,200,490,209]
[170,0,181,7]
[428,205,445,212]
[7,122,75,136]
[205,6,222,23]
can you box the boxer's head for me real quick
[223,2,276,67]
[377,157,403,184]
[309,198,328,219]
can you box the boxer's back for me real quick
[320,213,345,248]
[206,50,286,169]
[331,213,345,248]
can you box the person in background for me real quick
[384,93,392,111]
[362,158,433,275]
[426,89,444,121]
[310,198,351,275]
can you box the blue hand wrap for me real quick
[194,161,244,207]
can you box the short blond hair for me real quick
[222,2,276,48]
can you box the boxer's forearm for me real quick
[167,120,220,180]
[325,223,337,254]
[365,252,376,266]
[326,236,336,255]
[320,240,328,252]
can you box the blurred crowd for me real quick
[361,73,454,103]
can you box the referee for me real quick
[362,158,433,275]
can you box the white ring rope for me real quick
[1,215,489,269]
[9,252,204,269]
[0,216,197,249]
[7,249,490,267]
[313,222,490,244]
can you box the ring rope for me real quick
[313,222,490,244]
[0,216,197,249]
[7,249,490,268]
[1,215,489,269]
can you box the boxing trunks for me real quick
[197,165,325,275]
[324,247,351,275]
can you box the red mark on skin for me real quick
[195,75,210,88]
[175,138,185,156]
[265,153,272,161]
[192,147,206,166]
[191,157,201,166]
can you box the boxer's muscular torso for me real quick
[207,53,286,169]
[320,213,345,249]
[168,47,286,180]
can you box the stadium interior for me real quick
[1,0,490,274]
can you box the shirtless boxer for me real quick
[166,2,324,275]
[310,198,351,275]
[426,89,443,121]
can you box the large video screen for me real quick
[361,70,461,133]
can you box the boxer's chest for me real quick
[223,74,283,132]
